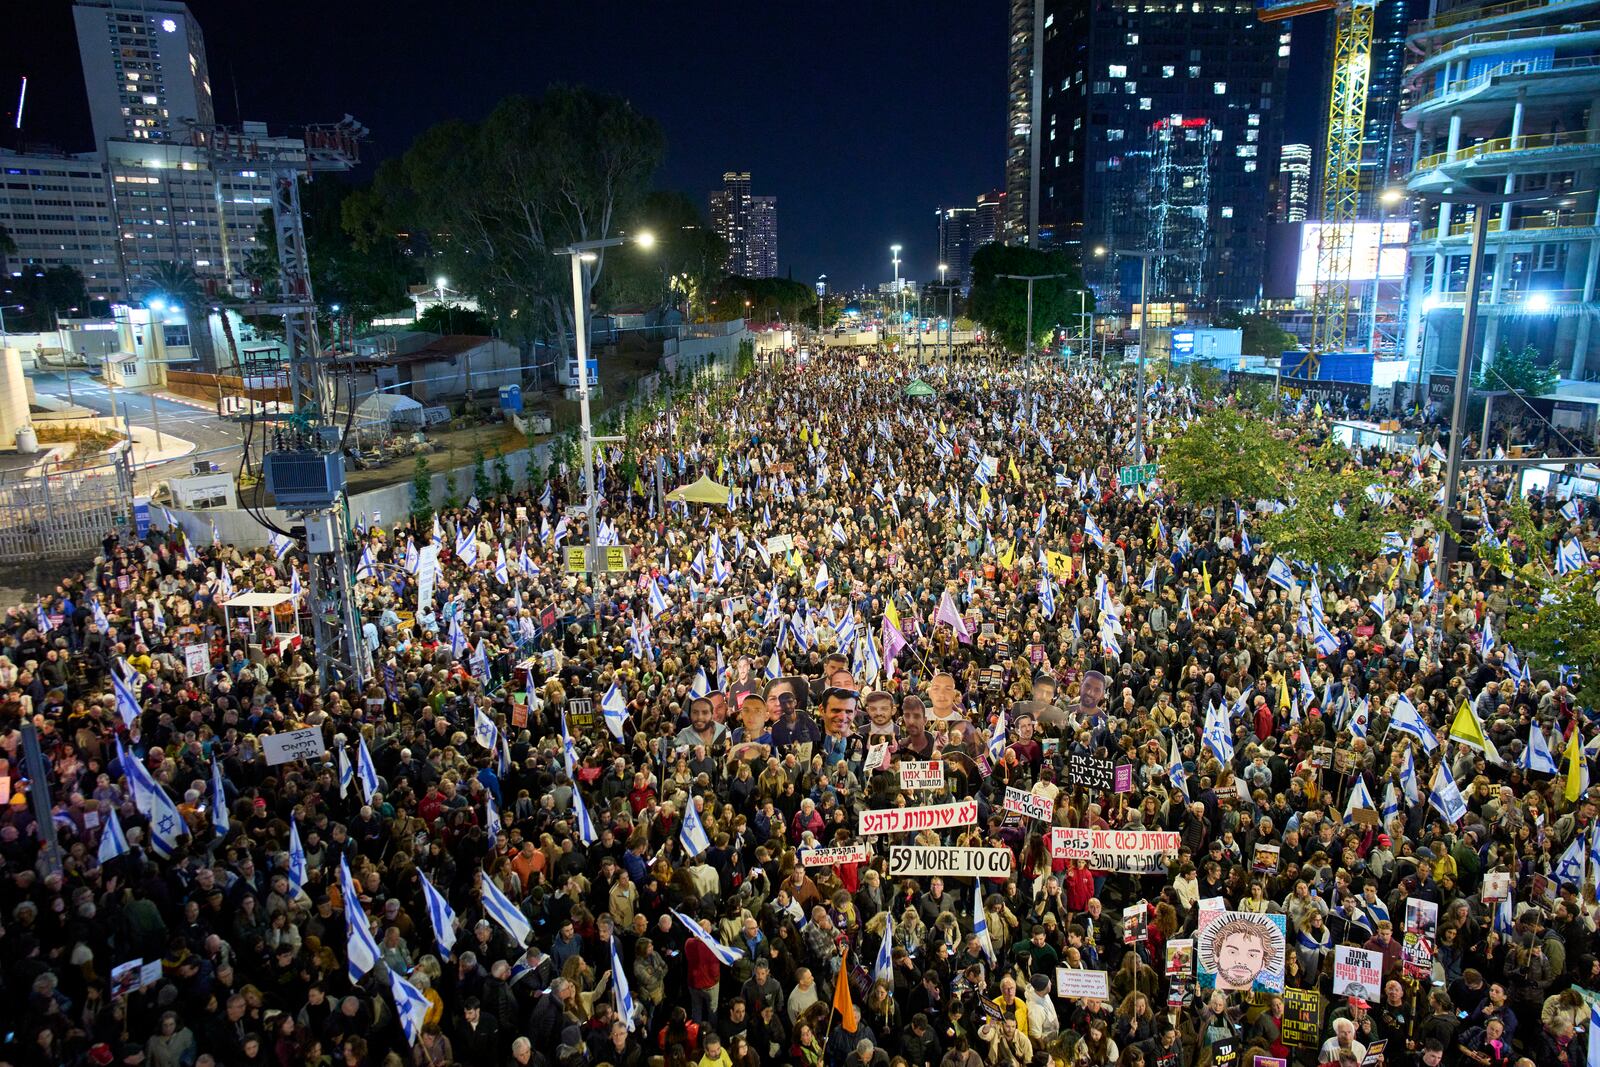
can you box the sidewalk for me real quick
[127,424,195,469]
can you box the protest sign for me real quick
[1050,827,1181,873]
[801,844,870,867]
[1054,968,1111,999]
[263,727,327,766]
[1002,786,1052,822]
[898,761,945,791]
[1403,898,1438,979]
[865,741,892,772]
[183,644,210,677]
[859,799,978,835]
[1253,844,1280,874]
[887,845,1014,878]
[1212,1038,1237,1067]
[1255,1057,1288,1067]
[566,697,595,730]
[1114,763,1134,792]
[1482,872,1511,902]
[1281,989,1322,1047]
[1196,909,1288,993]
[1069,752,1117,790]
[1166,939,1194,977]
[1124,903,1149,943]
[1332,945,1383,1000]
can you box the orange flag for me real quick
[832,954,858,1031]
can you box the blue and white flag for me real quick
[1428,761,1468,825]
[1523,721,1560,775]
[98,808,130,865]
[972,883,996,965]
[602,683,629,740]
[1312,614,1340,657]
[1038,575,1056,620]
[1231,570,1256,608]
[474,706,498,750]
[874,911,894,986]
[1419,563,1436,602]
[338,856,381,981]
[269,531,294,559]
[1388,695,1439,753]
[1400,746,1420,804]
[1267,557,1295,592]
[1554,833,1587,888]
[1344,778,1377,825]
[336,739,353,800]
[680,795,712,857]
[1370,591,1388,622]
[612,936,638,1031]
[480,871,533,947]
[287,817,307,896]
[648,580,671,618]
[485,795,502,849]
[988,708,1008,765]
[1557,538,1587,576]
[765,649,782,680]
[418,869,458,960]
[560,710,578,778]
[670,908,742,965]
[112,666,141,730]
[388,967,431,1046]
[1168,734,1189,797]
[1203,703,1234,763]
[689,668,710,700]
[572,785,599,846]
[814,561,831,593]
[356,736,381,803]
[1381,782,1400,825]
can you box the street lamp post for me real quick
[890,245,902,352]
[995,272,1074,367]
[1094,247,1162,463]
[561,231,654,584]
[938,264,952,362]
[816,274,827,348]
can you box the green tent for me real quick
[904,379,936,398]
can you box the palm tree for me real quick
[144,261,221,373]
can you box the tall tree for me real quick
[144,261,220,371]
[368,88,664,370]
[967,243,1092,353]
[1158,408,1294,538]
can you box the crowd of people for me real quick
[0,347,1595,1067]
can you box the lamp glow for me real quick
[1526,291,1553,312]
[634,231,656,249]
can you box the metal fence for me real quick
[0,451,135,562]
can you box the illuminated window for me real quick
[1126,33,1140,43]
[1189,65,1201,77]
[1214,81,1227,94]
[1222,207,1234,217]
[1140,97,1153,110]
[1245,161,1257,172]
[1163,66,1175,77]
[1108,129,1126,141]
[1109,64,1127,78]
[1248,113,1260,126]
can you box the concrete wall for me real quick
[152,440,555,548]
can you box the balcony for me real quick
[1415,209,1596,240]
[1413,128,1599,172]
[1415,17,1600,57]
[1421,287,1597,314]
[1411,0,1600,37]
[1405,54,1600,116]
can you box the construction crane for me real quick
[1260,0,1377,372]
[186,117,373,690]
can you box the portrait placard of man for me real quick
[1077,670,1108,717]
[1197,911,1287,992]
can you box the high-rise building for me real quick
[1400,0,1600,381]
[1278,144,1311,223]
[1004,0,1043,245]
[1034,0,1290,310]
[749,195,777,279]
[0,0,294,324]
[974,190,1006,250]
[1357,0,1423,216]
[937,206,977,287]
[708,171,777,278]
[72,0,214,147]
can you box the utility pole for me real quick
[1092,248,1162,463]
[22,724,62,877]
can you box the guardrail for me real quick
[1409,54,1600,108]
[1417,209,1596,239]
[1414,127,1598,171]
[1414,0,1571,34]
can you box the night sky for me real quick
[6,1,1325,290]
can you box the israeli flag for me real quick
[1313,614,1340,657]
[1039,575,1056,619]
[680,794,712,858]
[338,856,381,981]
[670,908,743,966]
[612,937,638,1031]
[689,668,710,700]
[269,531,294,559]
[764,649,782,680]
[1180,590,1192,619]
[1494,893,1515,937]
[113,666,141,730]
[1343,778,1376,825]
[1168,734,1189,797]
[1554,833,1587,888]
[1561,497,1583,522]
[98,807,131,865]
[1370,591,1388,622]
[833,611,857,649]
[474,706,498,750]
[1203,704,1234,763]
[484,794,502,849]
[648,580,670,618]
[1558,538,1587,576]
[1420,563,1435,601]
[1142,565,1157,593]
[418,870,458,960]
[388,967,431,1047]
[1400,746,1420,804]
[480,871,533,947]
[1523,722,1560,775]
[1428,761,1468,825]
[572,784,599,845]
[1481,614,1497,653]
[287,817,307,896]
[336,739,353,800]
[972,884,996,965]
[1231,570,1256,608]
[874,911,894,986]
[602,683,629,740]
[1381,782,1400,824]
[988,708,1008,765]
[560,710,578,778]
[1388,695,1439,753]
[815,561,830,593]
[449,613,467,660]
[356,736,381,803]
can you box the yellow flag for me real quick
[979,485,991,513]
[1313,402,1324,418]
[997,541,1016,570]
[1278,675,1291,711]
[1138,485,1147,505]
[1008,456,1022,481]
[1046,551,1073,579]
[1201,562,1212,596]
[1566,729,1587,802]
[633,475,645,496]
[885,600,902,631]
[1449,699,1491,754]
[717,457,725,478]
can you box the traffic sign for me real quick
[1118,463,1158,487]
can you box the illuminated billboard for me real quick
[1296,222,1409,287]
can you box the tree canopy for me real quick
[1157,408,1293,515]
[967,244,1092,353]
[1214,311,1298,357]
[1474,343,1559,397]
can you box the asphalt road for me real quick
[30,371,250,476]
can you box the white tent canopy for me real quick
[356,393,425,427]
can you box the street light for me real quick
[937,263,950,361]
[890,245,903,349]
[996,272,1075,368]
[559,230,655,582]
[1094,246,1163,462]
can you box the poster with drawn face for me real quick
[1197,909,1288,993]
